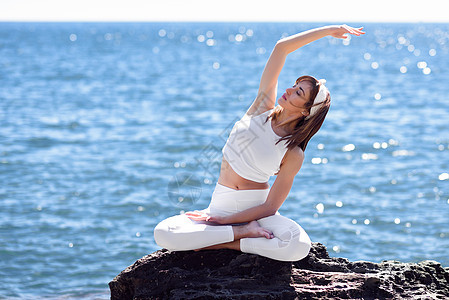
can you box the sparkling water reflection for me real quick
[0,22,448,298]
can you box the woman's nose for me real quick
[286,87,294,94]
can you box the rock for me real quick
[109,243,449,299]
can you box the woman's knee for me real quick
[153,220,174,249]
[288,237,311,261]
[279,225,312,261]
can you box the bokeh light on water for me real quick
[0,22,448,298]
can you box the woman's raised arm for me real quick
[246,25,364,116]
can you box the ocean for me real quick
[0,22,448,298]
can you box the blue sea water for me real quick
[0,22,448,298]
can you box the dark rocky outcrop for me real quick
[110,243,449,299]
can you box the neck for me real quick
[273,106,303,135]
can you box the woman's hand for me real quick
[329,24,365,39]
[185,210,226,224]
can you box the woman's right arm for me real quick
[246,25,364,116]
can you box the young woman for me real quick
[154,25,365,261]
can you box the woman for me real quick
[154,24,365,261]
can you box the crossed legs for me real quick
[154,214,311,261]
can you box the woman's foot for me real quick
[233,220,274,240]
[194,221,274,252]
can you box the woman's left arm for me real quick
[275,24,364,54]
[186,149,304,224]
[246,24,364,116]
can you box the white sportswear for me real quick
[154,183,311,262]
[221,108,289,183]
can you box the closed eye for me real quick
[293,84,305,97]
[292,85,300,96]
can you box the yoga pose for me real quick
[154,25,365,261]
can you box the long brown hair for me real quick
[267,75,331,151]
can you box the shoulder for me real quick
[285,146,305,164]
[279,147,305,175]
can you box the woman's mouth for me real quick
[282,94,287,100]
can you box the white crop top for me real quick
[222,108,289,183]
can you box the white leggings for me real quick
[154,183,311,261]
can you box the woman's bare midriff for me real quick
[217,158,270,190]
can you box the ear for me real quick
[301,111,309,117]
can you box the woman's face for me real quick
[278,80,313,115]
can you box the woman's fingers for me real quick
[263,228,274,239]
[349,26,365,35]
[185,210,219,223]
[186,215,205,221]
[185,210,208,221]
[346,28,359,35]
[330,25,361,39]
[185,211,201,217]
[186,210,207,215]
[341,25,365,37]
